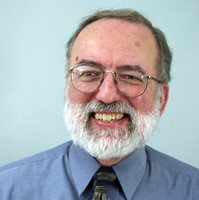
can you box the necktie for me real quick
[91,167,117,200]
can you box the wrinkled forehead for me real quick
[70,18,159,75]
[74,18,157,47]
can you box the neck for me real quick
[97,156,125,167]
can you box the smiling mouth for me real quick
[93,112,125,122]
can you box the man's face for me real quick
[64,19,168,161]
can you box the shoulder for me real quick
[145,145,199,179]
[0,141,73,173]
[0,141,80,199]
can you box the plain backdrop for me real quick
[0,0,199,168]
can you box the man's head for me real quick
[64,9,172,165]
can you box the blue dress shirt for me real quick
[0,141,198,199]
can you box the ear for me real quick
[159,84,169,115]
[64,85,68,102]
[64,79,70,102]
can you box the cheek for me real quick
[128,94,156,114]
[68,85,93,104]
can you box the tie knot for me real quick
[96,171,116,183]
[90,167,117,200]
[93,167,117,191]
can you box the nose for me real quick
[95,72,122,104]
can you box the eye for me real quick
[77,70,102,82]
[79,70,102,79]
[119,73,142,81]
[122,74,137,80]
[80,71,98,77]
[118,73,143,85]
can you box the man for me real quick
[0,9,198,200]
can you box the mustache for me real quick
[81,100,136,116]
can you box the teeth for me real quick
[94,113,124,122]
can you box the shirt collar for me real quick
[69,143,146,199]
[69,143,101,196]
[113,147,146,200]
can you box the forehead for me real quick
[70,18,159,74]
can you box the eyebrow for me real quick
[75,59,146,74]
[76,59,103,68]
[118,65,146,75]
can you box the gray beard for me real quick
[63,97,161,160]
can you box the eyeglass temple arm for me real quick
[147,75,162,84]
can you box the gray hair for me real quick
[66,9,172,83]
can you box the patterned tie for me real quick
[91,167,117,200]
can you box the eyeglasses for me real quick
[69,64,162,97]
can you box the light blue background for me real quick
[0,0,199,168]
